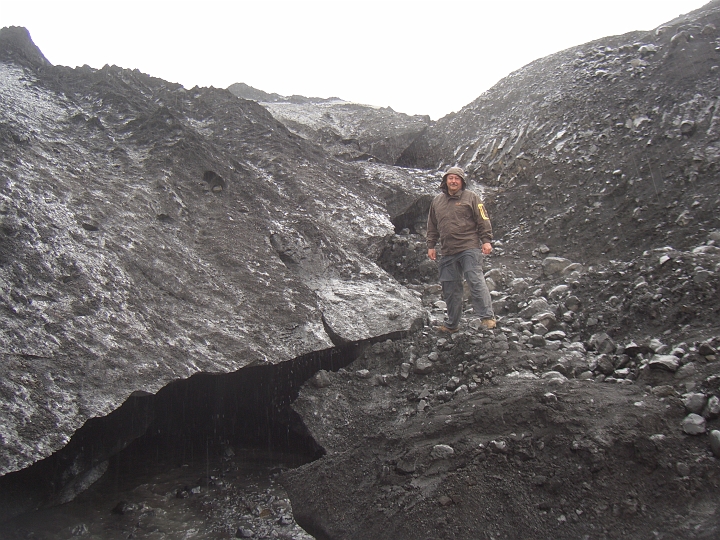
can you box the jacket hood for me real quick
[440,166,467,194]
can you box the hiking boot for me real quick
[436,325,459,334]
[480,318,497,330]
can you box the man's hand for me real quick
[482,242,492,255]
[428,248,436,261]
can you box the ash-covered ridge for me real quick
[229,82,431,165]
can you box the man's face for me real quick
[446,174,463,195]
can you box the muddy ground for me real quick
[283,245,720,540]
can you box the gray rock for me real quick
[519,298,552,319]
[355,369,372,379]
[310,370,332,388]
[541,371,568,381]
[564,296,582,312]
[542,257,573,277]
[681,413,706,435]
[693,269,712,284]
[703,395,720,419]
[510,278,529,293]
[565,342,587,354]
[446,376,461,391]
[533,323,549,336]
[675,362,697,379]
[682,393,707,414]
[545,330,567,341]
[676,462,691,477]
[562,263,583,275]
[649,339,668,354]
[532,311,557,328]
[548,285,570,299]
[680,119,696,135]
[453,385,469,398]
[649,354,680,372]
[430,444,455,460]
[709,430,720,458]
[614,368,630,378]
[488,440,509,453]
[414,356,434,375]
[395,459,416,474]
[638,44,655,55]
[595,354,616,376]
[278,515,294,526]
[589,333,616,354]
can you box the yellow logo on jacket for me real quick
[478,203,489,220]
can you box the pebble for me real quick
[430,444,455,460]
[453,385,469,398]
[676,462,691,477]
[489,439,509,453]
[589,332,616,354]
[542,256,573,277]
[446,376,461,390]
[649,355,680,372]
[541,371,567,381]
[703,396,720,419]
[310,370,332,388]
[414,356,434,374]
[595,355,615,376]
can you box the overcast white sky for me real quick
[0,0,712,119]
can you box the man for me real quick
[426,166,495,333]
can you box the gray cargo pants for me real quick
[438,248,494,329]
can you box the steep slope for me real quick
[0,26,426,479]
[229,82,431,165]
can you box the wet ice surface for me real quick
[1,448,315,539]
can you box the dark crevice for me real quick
[0,336,380,524]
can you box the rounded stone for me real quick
[681,413,706,435]
[430,444,455,460]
